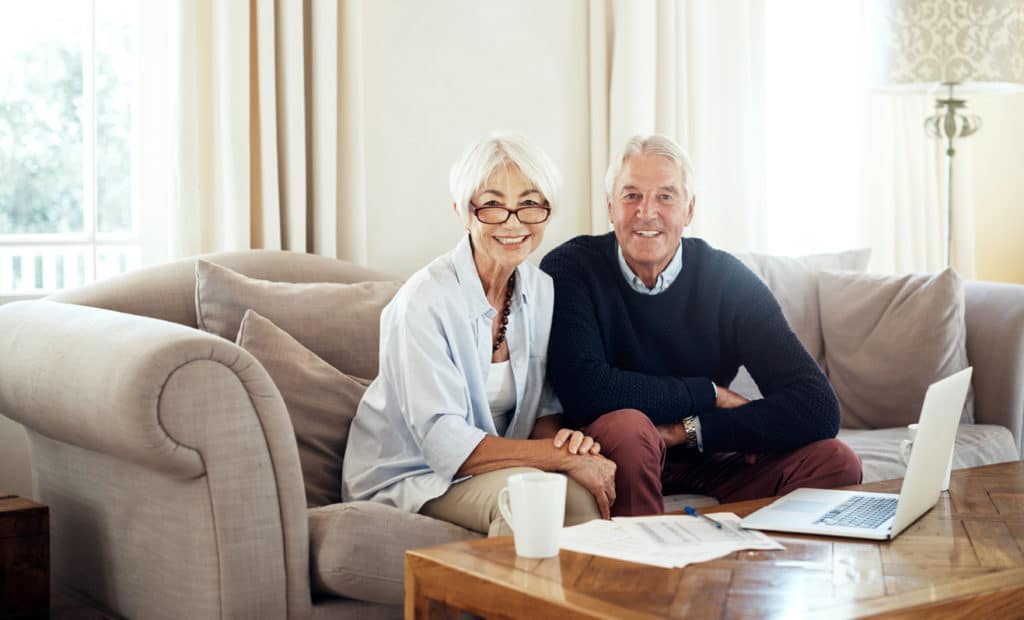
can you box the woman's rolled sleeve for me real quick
[419,415,487,482]
[396,305,488,480]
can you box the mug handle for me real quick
[498,487,514,534]
[899,439,912,467]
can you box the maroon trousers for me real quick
[583,409,863,517]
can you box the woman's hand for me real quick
[552,428,601,456]
[563,454,617,519]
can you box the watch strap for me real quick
[682,416,699,450]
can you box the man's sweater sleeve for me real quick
[697,262,841,453]
[540,249,715,428]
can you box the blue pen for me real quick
[684,505,723,529]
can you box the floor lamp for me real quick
[869,0,1024,268]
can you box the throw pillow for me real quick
[818,268,974,429]
[729,248,871,399]
[196,259,400,380]
[236,309,370,507]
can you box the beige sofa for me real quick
[0,249,1021,619]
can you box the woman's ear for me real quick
[454,202,468,231]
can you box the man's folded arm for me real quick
[698,265,840,454]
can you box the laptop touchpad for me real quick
[771,500,832,513]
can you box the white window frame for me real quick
[0,0,141,303]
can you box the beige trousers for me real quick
[420,467,602,537]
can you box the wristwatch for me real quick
[682,416,699,450]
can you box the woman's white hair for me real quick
[604,134,696,202]
[449,132,562,223]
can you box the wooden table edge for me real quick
[405,547,665,620]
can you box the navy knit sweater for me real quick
[539,233,840,454]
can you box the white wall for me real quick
[970,92,1024,284]
[362,0,591,277]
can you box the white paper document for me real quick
[559,513,784,568]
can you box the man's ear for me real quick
[683,196,696,227]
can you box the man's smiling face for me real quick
[608,154,694,287]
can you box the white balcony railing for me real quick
[0,244,140,296]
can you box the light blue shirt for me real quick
[341,235,562,513]
[617,240,683,295]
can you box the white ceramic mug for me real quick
[497,472,566,558]
[899,423,953,492]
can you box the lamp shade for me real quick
[869,0,1024,93]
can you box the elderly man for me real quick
[539,134,861,516]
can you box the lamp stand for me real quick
[924,83,981,268]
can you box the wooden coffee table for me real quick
[405,461,1024,619]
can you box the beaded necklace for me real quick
[492,271,516,353]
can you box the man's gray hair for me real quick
[605,134,696,202]
[449,132,562,223]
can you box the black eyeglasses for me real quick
[470,201,551,225]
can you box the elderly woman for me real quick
[342,133,616,535]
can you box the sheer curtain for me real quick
[137,0,368,265]
[861,92,976,276]
[589,0,974,273]
[589,0,768,252]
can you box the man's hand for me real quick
[656,421,687,448]
[714,386,756,460]
[563,454,617,519]
[716,385,750,409]
[552,428,601,455]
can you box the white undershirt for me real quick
[487,360,516,435]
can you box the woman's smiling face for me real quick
[465,163,549,273]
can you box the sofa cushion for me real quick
[820,268,974,429]
[309,501,481,604]
[838,425,1017,484]
[195,259,400,380]
[729,248,871,399]
[236,310,369,507]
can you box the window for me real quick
[764,0,865,256]
[0,0,139,297]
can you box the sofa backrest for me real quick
[46,250,394,328]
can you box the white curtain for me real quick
[861,93,976,276]
[132,1,975,275]
[137,0,368,265]
[589,0,769,252]
[589,0,975,274]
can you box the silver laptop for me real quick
[740,367,972,541]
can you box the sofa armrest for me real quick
[0,300,209,477]
[965,280,1024,458]
[0,300,312,619]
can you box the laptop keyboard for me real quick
[814,495,898,529]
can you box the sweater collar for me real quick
[616,238,683,295]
